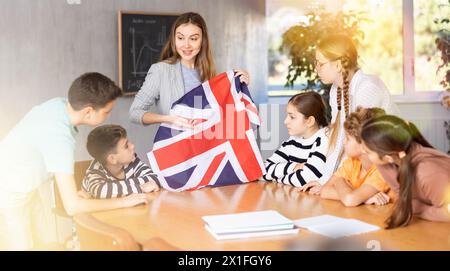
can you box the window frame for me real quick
[396,0,443,104]
[267,0,445,104]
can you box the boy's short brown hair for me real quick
[68,72,122,111]
[344,107,386,143]
[87,125,127,165]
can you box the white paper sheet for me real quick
[294,215,380,239]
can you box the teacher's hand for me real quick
[234,69,250,86]
[167,115,195,129]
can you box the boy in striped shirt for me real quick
[82,125,160,199]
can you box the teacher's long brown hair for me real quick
[160,12,216,81]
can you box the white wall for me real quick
[0,0,267,162]
[396,102,449,154]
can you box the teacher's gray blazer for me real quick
[129,61,185,125]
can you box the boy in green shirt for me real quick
[0,72,148,250]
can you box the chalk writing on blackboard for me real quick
[119,12,178,95]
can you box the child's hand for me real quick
[141,180,160,193]
[299,181,321,194]
[77,190,92,199]
[293,163,304,171]
[308,183,322,195]
[365,192,390,206]
[121,193,148,208]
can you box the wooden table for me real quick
[91,181,450,250]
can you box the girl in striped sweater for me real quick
[263,91,329,187]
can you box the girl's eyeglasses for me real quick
[314,60,331,69]
[314,57,341,69]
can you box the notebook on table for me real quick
[204,224,299,240]
[202,210,299,240]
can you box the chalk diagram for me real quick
[120,14,178,93]
[129,25,167,76]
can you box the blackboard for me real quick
[118,11,179,95]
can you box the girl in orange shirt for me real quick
[301,107,393,207]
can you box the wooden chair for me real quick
[55,160,179,251]
[73,213,141,251]
[74,213,180,251]
[53,160,92,217]
[51,160,91,250]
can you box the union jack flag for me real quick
[148,71,265,192]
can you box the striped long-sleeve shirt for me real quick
[263,128,329,187]
[82,155,160,199]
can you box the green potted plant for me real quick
[280,9,367,119]
[434,0,450,153]
[281,9,367,90]
[435,1,450,108]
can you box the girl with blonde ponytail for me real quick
[361,115,450,228]
[315,34,398,183]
